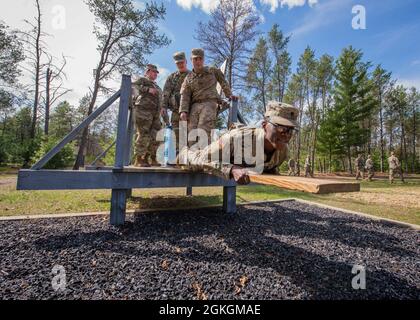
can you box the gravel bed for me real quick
[0,200,418,300]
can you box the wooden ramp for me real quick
[249,174,360,194]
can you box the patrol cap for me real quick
[146,64,159,73]
[191,48,204,59]
[173,52,186,63]
[265,101,299,129]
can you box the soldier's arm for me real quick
[162,75,174,109]
[133,78,150,94]
[179,78,192,114]
[213,68,232,97]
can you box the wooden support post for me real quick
[110,189,127,226]
[186,186,193,197]
[110,75,132,226]
[223,186,237,214]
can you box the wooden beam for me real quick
[249,174,360,194]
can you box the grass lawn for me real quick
[1,169,419,225]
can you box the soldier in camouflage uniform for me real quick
[388,152,402,184]
[178,102,299,185]
[179,48,236,145]
[161,52,191,153]
[365,155,374,181]
[355,154,365,180]
[304,155,313,178]
[132,64,163,167]
[288,158,296,176]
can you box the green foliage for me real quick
[32,136,75,169]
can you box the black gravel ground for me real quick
[0,200,419,300]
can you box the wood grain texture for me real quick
[249,174,360,194]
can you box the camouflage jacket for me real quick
[132,77,162,110]
[355,157,364,169]
[388,156,400,169]
[162,70,191,112]
[365,159,374,170]
[179,66,232,114]
[182,124,288,180]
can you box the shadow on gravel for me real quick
[30,201,420,299]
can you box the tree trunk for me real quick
[30,0,42,139]
[347,145,353,174]
[413,102,417,173]
[379,95,385,172]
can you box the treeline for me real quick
[0,0,169,168]
[197,0,420,174]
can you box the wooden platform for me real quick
[249,174,360,194]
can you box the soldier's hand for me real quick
[230,166,250,185]
[180,112,188,122]
[161,108,168,117]
[149,88,158,96]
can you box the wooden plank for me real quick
[249,174,360,194]
[117,166,189,174]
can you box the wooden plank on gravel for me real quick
[248,174,360,194]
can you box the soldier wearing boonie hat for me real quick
[178,100,300,185]
[161,52,191,155]
[131,63,163,167]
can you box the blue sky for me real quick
[151,0,420,90]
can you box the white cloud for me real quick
[260,0,318,13]
[411,60,420,66]
[176,0,219,14]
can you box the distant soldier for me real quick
[161,52,191,153]
[178,102,299,184]
[355,154,365,180]
[179,48,236,144]
[304,155,312,178]
[132,64,162,167]
[388,152,403,183]
[365,155,374,181]
[288,158,296,176]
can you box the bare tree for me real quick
[42,55,72,135]
[195,0,261,90]
[73,0,170,169]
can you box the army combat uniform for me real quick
[179,124,288,180]
[388,154,401,183]
[132,66,162,164]
[162,52,191,152]
[178,102,299,181]
[365,157,374,181]
[180,49,232,142]
[355,155,365,180]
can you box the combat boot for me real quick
[149,156,160,167]
[134,155,150,168]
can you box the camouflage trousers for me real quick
[133,106,162,160]
[188,101,218,145]
[389,168,402,183]
[288,168,296,176]
[355,167,365,180]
